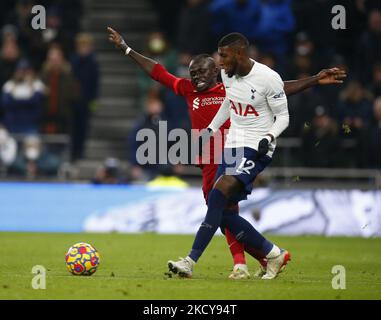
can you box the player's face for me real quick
[189,59,218,92]
[218,46,238,78]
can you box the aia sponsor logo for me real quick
[230,100,259,117]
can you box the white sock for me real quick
[186,256,196,265]
[266,245,281,259]
[234,264,248,270]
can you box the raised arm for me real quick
[283,68,347,96]
[107,26,156,75]
[107,27,186,95]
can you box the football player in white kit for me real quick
[168,33,291,279]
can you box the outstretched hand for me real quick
[107,27,128,51]
[317,67,347,85]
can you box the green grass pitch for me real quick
[0,232,380,300]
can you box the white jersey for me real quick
[208,60,289,157]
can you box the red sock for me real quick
[225,228,246,265]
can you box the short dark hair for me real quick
[191,53,213,63]
[218,32,249,48]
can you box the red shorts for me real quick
[201,164,219,203]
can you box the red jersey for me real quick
[150,63,230,131]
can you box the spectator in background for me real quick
[176,0,214,55]
[370,63,381,97]
[356,9,381,83]
[0,31,21,90]
[40,6,71,54]
[337,80,373,167]
[36,0,83,42]
[57,0,84,41]
[137,32,178,109]
[70,33,99,161]
[146,164,189,188]
[128,95,171,182]
[40,44,80,135]
[11,0,40,61]
[318,54,349,108]
[1,59,45,134]
[9,134,61,179]
[301,105,340,168]
[338,80,373,131]
[367,97,381,168]
[1,24,18,43]
[292,0,338,65]
[148,0,185,42]
[254,0,295,59]
[209,0,295,60]
[0,0,15,26]
[8,0,84,69]
[285,72,325,137]
[258,52,277,70]
[286,32,319,79]
[12,0,46,69]
[209,0,262,44]
[332,0,367,67]
[93,157,126,185]
[0,125,17,170]
[145,32,178,71]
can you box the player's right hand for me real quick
[107,27,128,51]
[316,67,346,85]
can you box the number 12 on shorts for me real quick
[236,157,255,174]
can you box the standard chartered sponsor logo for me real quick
[193,97,224,109]
[201,97,225,107]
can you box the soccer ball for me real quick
[65,242,100,276]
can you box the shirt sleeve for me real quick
[208,97,230,132]
[265,72,289,139]
[150,63,188,96]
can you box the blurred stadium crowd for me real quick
[0,0,98,179]
[0,0,381,183]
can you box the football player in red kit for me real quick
[107,27,346,279]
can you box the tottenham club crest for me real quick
[251,89,256,100]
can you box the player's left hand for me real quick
[256,138,270,160]
[316,68,347,85]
